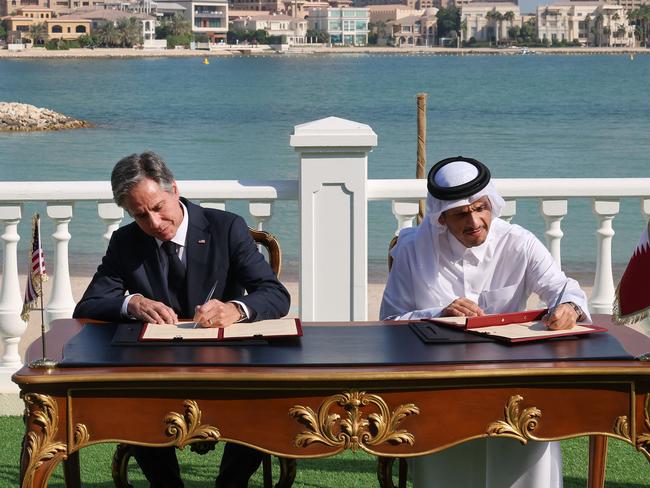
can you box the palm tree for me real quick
[117,17,142,47]
[97,22,122,47]
[28,22,47,46]
[168,13,191,36]
[485,9,497,44]
[504,10,515,41]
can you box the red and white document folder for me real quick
[140,318,302,342]
[427,309,607,343]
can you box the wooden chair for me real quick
[111,228,297,488]
[377,234,409,488]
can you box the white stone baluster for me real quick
[291,116,377,321]
[249,202,273,231]
[45,203,76,324]
[98,202,124,245]
[541,200,568,267]
[500,200,517,223]
[642,199,650,223]
[391,201,419,235]
[0,205,24,369]
[590,199,620,314]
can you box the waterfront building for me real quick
[536,2,634,47]
[0,0,48,16]
[3,7,91,42]
[156,0,227,40]
[58,8,156,40]
[230,13,308,42]
[307,6,369,44]
[460,2,521,43]
[354,0,440,10]
[374,6,437,45]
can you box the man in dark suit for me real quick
[73,151,290,488]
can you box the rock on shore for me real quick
[0,102,91,132]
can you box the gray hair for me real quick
[111,152,175,208]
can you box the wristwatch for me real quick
[231,301,247,323]
[565,302,585,321]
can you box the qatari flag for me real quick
[614,222,650,324]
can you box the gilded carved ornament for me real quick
[164,400,221,448]
[486,395,542,444]
[638,394,650,461]
[613,415,631,442]
[20,393,67,488]
[289,390,419,453]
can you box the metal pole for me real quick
[416,93,427,224]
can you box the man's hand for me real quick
[128,295,178,324]
[543,303,578,330]
[441,298,485,317]
[193,299,240,328]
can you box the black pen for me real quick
[193,279,219,328]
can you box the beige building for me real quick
[460,2,520,42]
[57,9,156,40]
[367,4,419,22]
[386,8,437,45]
[230,12,308,41]
[537,2,634,46]
[4,7,91,41]
[0,0,49,16]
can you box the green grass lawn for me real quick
[2,416,648,487]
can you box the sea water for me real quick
[1,54,649,279]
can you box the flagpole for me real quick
[28,214,56,370]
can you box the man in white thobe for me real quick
[380,157,591,488]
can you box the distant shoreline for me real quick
[0,46,648,59]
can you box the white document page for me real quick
[473,321,595,339]
[142,322,219,340]
[222,318,299,339]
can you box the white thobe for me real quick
[381,218,589,488]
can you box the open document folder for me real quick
[140,318,302,342]
[427,309,607,343]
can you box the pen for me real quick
[193,278,219,328]
[549,281,568,316]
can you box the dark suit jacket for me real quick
[73,198,290,322]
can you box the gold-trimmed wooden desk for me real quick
[13,317,650,488]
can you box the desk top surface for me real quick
[13,316,650,386]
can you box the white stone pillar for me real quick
[45,203,76,324]
[291,117,377,321]
[541,199,568,268]
[0,205,25,368]
[98,202,124,245]
[590,199,619,314]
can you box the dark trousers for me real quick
[132,443,264,488]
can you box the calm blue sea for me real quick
[1,54,649,279]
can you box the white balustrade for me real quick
[291,116,377,321]
[541,200,568,267]
[0,205,24,369]
[642,199,650,223]
[391,201,419,235]
[98,202,124,244]
[501,200,517,223]
[45,203,77,324]
[590,199,620,314]
[249,202,273,231]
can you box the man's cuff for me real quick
[229,300,250,322]
[121,294,142,319]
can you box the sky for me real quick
[518,0,542,14]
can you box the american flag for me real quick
[21,214,48,322]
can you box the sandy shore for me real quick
[0,46,648,60]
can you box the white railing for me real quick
[1,116,649,414]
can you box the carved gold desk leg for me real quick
[588,435,608,488]
[20,393,67,488]
[63,451,81,488]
